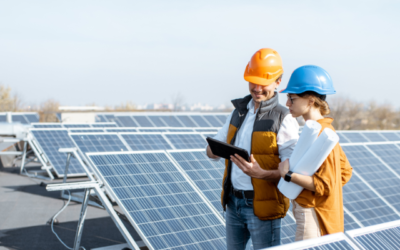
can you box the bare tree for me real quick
[115,101,136,111]
[39,99,60,122]
[0,84,23,111]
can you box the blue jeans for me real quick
[226,193,282,250]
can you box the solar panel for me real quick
[168,150,225,215]
[63,124,91,128]
[132,116,155,127]
[24,114,39,123]
[148,116,167,127]
[215,115,227,125]
[176,116,198,127]
[164,133,208,149]
[342,145,400,216]
[341,171,400,226]
[266,233,358,250]
[104,114,117,123]
[341,132,369,143]
[201,133,217,139]
[167,129,195,132]
[12,114,29,124]
[346,220,400,250]
[106,128,138,133]
[160,116,184,127]
[92,123,118,128]
[344,209,362,231]
[115,116,138,127]
[195,129,219,133]
[337,132,351,144]
[56,113,62,122]
[87,151,227,250]
[380,132,400,141]
[32,123,63,128]
[69,133,130,154]
[367,144,400,175]
[191,116,211,127]
[203,115,223,127]
[69,129,105,133]
[360,132,387,142]
[30,129,86,177]
[0,114,6,122]
[138,128,168,133]
[120,133,173,151]
[95,114,108,123]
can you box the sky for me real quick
[0,0,399,108]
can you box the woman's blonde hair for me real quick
[297,91,330,116]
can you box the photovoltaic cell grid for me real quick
[12,115,28,124]
[168,150,297,244]
[69,129,105,133]
[32,124,63,128]
[139,129,168,133]
[0,114,6,122]
[351,225,400,250]
[31,129,85,176]
[366,144,400,175]
[176,116,197,127]
[95,114,108,123]
[338,132,400,143]
[341,171,400,227]
[301,240,356,250]
[344,211,361,231]
[63,124,91,128]
[161,116,184,127]
[342,145,400,216]
[24,114,39,123]
[70,133,130,153]
[164,134,207,149]
[132,116,154,127]
[115,116,138,127]
[87,152,226,250]
[106,128,138,133]
[121,134,173,151]
[92,123,118,128]
[168,151,225,215]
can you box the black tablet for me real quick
[206,137,250,162]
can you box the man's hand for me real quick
[230,154,267,179]
[278,159,290,178]
[206,146,219,159]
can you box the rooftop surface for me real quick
[0,162,143,250]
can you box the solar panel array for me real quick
[0,112,39,124]
[87,151,227,250]
[27,113,400,250]
[346,221,400,250]
[93,113,229,127]
[31,122,117,128]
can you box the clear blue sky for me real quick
[0,0,399,108]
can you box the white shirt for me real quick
[207,99,299,190]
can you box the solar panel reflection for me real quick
[88,152,226,250]
[361,133,387,142]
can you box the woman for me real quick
[278,65,353,241]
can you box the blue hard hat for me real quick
[280,65,336,95]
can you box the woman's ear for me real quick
[308,97,315,107]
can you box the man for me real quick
[206,48,299,249]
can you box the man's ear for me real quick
[275,78,282,88]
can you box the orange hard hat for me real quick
[244,48,284,86]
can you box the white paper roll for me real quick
[278,128,339,200]
[278,120,321,189]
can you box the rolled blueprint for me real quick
[278,128,339,200]
[278,120,322,189]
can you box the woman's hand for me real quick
[278,159,290,178]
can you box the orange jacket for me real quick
[295,118,353,235]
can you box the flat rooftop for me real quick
[0,162,143,250]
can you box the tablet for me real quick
[206,137,250,162]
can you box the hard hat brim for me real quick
[244,76,277,86]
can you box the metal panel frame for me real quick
[86,150,226,250]
[346,219,400,239]
[31,122,63,128]
[267,232,360,250]
[119,132,176,150]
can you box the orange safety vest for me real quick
[221,94,290,220]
